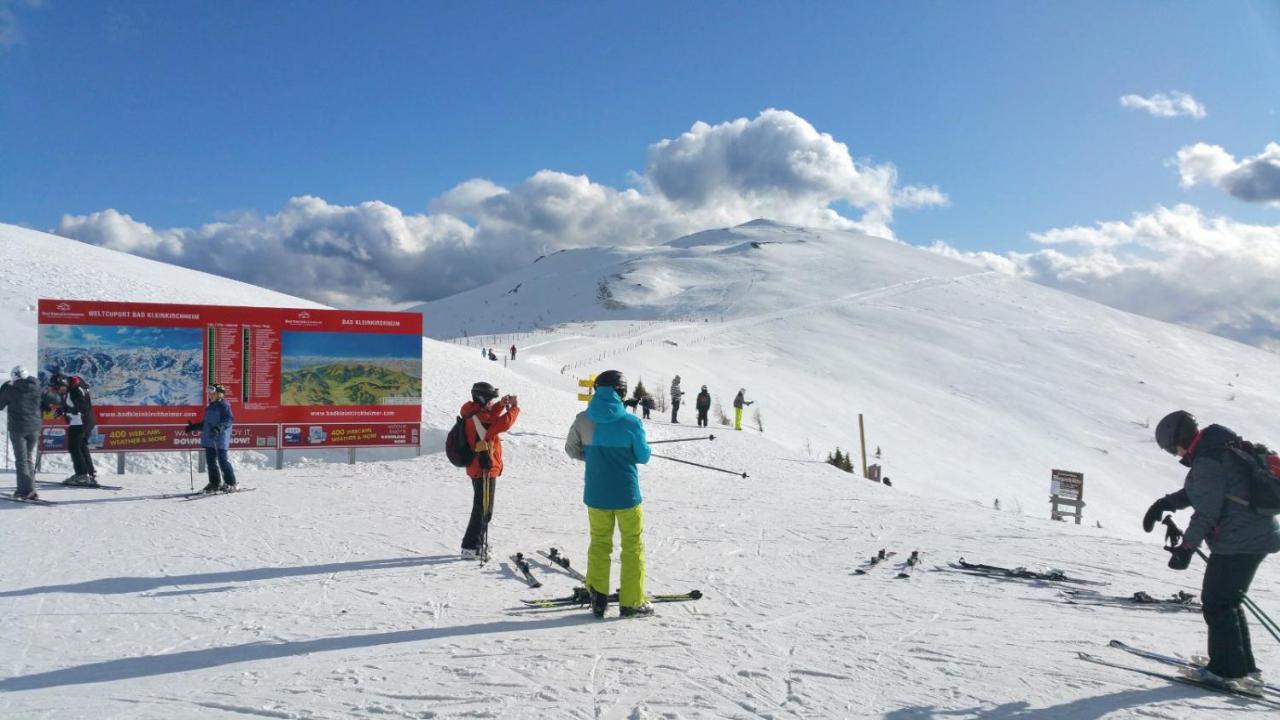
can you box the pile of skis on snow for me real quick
[853,549,923,578]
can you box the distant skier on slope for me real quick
[733,388,754,431]
[186,383,238,493]
[458,382,519,558]
[510,344,517,361]
[1142,410,1280,691]
[669,375,685,423]
[695,385,711,428]
[565,370,654,618]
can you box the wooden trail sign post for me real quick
[1050,469,1085,524]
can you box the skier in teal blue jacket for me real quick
[565,370,653,618]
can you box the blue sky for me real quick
[3,2,1280,344]
[281,331,421,361]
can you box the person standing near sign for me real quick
[186,383,237,493]
[0,366,42,500]
[51,373,98,485]
[460,381,519,559]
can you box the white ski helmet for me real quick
[10,365,27,380]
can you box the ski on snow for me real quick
[509,553,541,588]
[943,557,1107,586]
[853,549,896,575]
[538,547,586,582]
[896,550,923,579]
[181,487,257,501]
[1062,589,1199,612]
[35,476,122,486]
[1,494,57,506]
[1108,640,1280,699]
[1077,651,1279,707]
[521,587,703,609]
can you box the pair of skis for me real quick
[498,547,575,588]
[37,479,124,491]
[853,549,922,578]
[517,546,703,609]
[1062,588,1199,612]
[3,478,128,504]
[944,557,1106,586]
[1080,639,1280,707]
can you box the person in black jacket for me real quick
[51,373,97,486]
[695,385,711,428]
[0,365,42,499]
[1144,410,1280,690]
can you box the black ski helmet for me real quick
[471,381,499,405]
[594,370,627,399]
[1155,410,1198,455]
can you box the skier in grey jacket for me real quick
[0,366,42,500]
[1144,410,1280,687]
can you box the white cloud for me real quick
[930,205,1280,348]
[1175,141,1280,205]
[55,109,946,305]
[1119,91,1207,119]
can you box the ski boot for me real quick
[63,474,90,486]
[589,586,609,619]
[13,490,39,501]
[199,482,223,494]
[619,602,655,618]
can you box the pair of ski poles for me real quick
[1163,515,1280,646]
[647,434,749,479]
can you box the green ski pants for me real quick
[586,504,646,608]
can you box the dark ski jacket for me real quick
[0,376,42,434]
[199,398,235,450]
[1159,424,1280,555]
[695,391,711,411]
[733,391,753,409]
[62,384,95,429]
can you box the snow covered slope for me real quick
[417,220,1280,535]
[1,222,1278,717]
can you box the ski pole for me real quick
[1163,516,1280,644]
[648,435,716,445]
[651,453,747,479]
[188,450,194,493]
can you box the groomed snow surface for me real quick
[1,221,1277,717]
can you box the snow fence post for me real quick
[275,448,283,470]
[117,452,125,475]
[348,447,356,465]
[197,451,206,473]
[858,414,869,479]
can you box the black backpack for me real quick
[1226,439,1280,516]
[445,411,486,468]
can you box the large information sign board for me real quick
[37,299,422,451]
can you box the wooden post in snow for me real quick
[858,414,869,479]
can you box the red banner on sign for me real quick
[38,299,423,452]
[41,424,280,453]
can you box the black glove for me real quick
[1142,489,1190,533]
[1142,497,1171,533]
[1166,544,1194,571]
[185,422,200,433]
